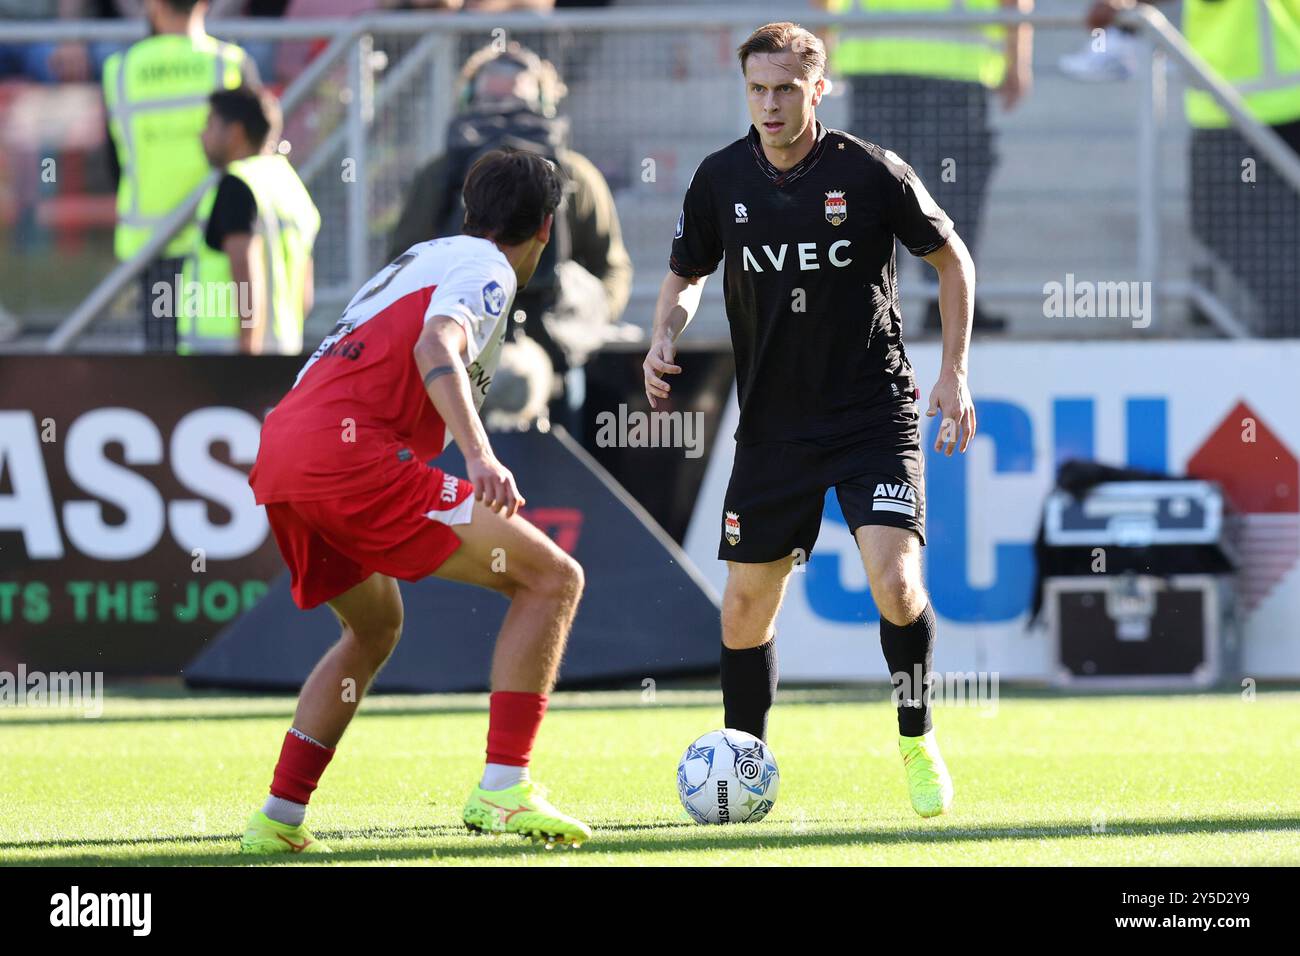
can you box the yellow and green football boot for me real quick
[463,780,592,847]
[899,730,954,818]
[239,810,330,855]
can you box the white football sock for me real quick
[479,763,529,791]
[262,795,307,827]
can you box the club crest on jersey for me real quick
[825,190,847,226]
[482,280,506,318]
[873,482,916,517]
[724,511,741,546]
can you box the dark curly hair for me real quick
[462,147,564,246]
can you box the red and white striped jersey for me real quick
[249,235,517,503]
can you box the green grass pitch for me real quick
[3,686,1298,866]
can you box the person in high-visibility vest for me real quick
[181,86,319,354]
[102,0,258,351]
[819,0,1034,332]
[1090,1,1300,334]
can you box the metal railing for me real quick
[0,5,1294,347]
[42,24,367,351]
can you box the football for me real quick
[676,729,779,825]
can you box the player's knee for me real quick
[722,588,751,625]
[347,608,403,658]
[528,550,584,608]
[722,590,769,642]
[550,553,585,607]
[724,574,774,612]
[872,567,927,625]
[721,587,749,623]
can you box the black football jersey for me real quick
[670,121,953,445]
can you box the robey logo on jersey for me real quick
[740,240,852,273]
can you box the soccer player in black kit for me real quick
[643,22,977,817]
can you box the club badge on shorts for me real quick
[724,510,741,546]
[825,189,847,226]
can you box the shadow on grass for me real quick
[10,679,1298,729]
[7,815,1298,866]
[2,705,521,728]
[0,689,878,728]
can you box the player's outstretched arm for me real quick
[414,315,524,517]
[922,234,977,457]
[643,269,707,408]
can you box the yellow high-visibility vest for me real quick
[103,33,249,260]
[827,0,1007,89]
[179,154,320,355]
[1184,0,1300,129]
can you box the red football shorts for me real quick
[263,462,475,609]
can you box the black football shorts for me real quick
[717,405,926,564]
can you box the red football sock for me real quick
[269,729,336,805]
[486,691,548,767]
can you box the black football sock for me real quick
[879,603,937,738]
[720,637,778,742]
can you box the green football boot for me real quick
[239,810,330,855]
[899,730,955,818]
[462,780,593,847]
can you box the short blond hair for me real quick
[737,22,827,79]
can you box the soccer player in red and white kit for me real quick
[240,149,592,853]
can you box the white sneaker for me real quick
[1059,28,1139,83]
[0,307,21,344]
